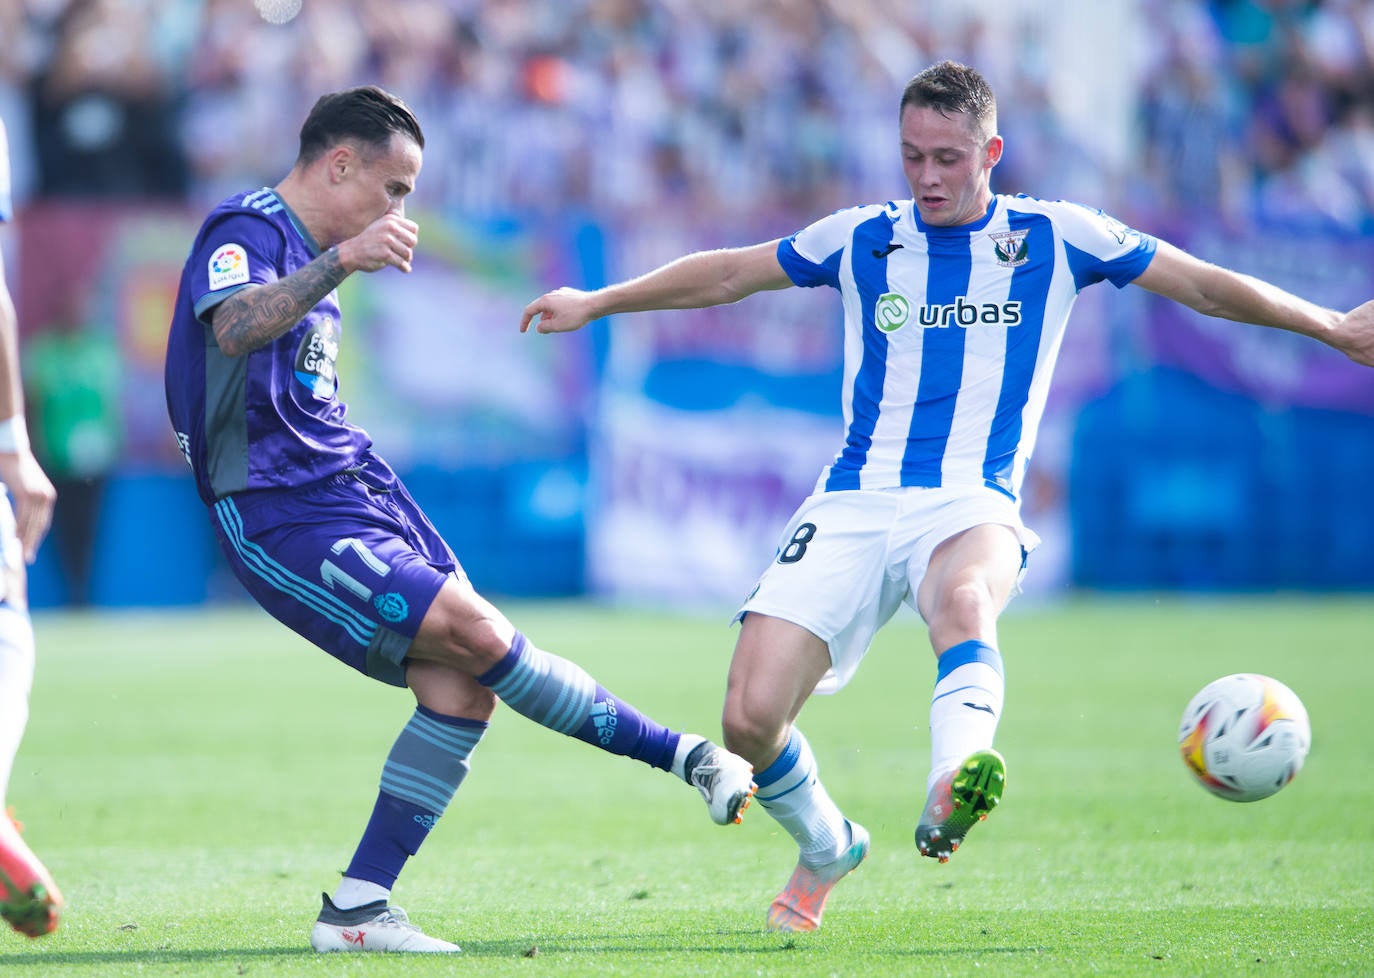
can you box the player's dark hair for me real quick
[296,86,425,165]
[900,61,997,133]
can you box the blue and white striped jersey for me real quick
[778,194,1157,502]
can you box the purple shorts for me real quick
[210,455,460,687]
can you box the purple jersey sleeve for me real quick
[187,212,285,323]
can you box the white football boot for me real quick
[682,741,757,825]
[309,893,460,953]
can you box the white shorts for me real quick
[734,485,1039,696]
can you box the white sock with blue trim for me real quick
[754,728,849,867]
[927,639,1004,793]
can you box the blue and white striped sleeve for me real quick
[777,204,886,289]
[1054,201,1158,291]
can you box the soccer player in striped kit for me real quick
[0,118,62,939]
[522,61,1374,931]
[165,87,756,953]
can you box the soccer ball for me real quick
[1178,673,1310,802]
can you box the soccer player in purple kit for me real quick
[522,61,1374,932]
[164,86,756,954]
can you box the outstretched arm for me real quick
[1134,240,1374,366]
[521,239,792,334]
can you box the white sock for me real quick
[0,606,35,800]
[755,728,849,867]
[928,640,1004,794]
[333,876,391,910]
[670,733,707,781]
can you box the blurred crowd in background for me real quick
[5,0,1374,608]
[2,0,1374,230]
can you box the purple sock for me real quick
[344,706,486,888]
[345,792,434,889]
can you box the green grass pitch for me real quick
[2,596,1370,977]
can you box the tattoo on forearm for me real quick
[215,247,347,354]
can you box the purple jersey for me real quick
[165,188,371,503]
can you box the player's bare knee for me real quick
[721,698,784,766]
[440,621,508,674]
[414,580,519,675]
[412,608,511,675]
[929,580,997,651]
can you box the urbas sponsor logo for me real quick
[916,297,1022,328]
[875,291,1022,333]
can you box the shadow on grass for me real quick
[479,932,1049,958]
[0,936,1049,966]
[0,946,304,968]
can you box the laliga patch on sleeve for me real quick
[207,243,250,290]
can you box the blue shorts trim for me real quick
[216,497,378,646]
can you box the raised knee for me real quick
[414,580,519,676]
[450,623,509,674]
[462,620,510,664]
[414,610,513,676]
[928,580,997,651]
[951,579,997,620]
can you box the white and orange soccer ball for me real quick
[1178,673,1311,802]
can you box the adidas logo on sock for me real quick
[590,698,619,745]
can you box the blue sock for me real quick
[477,631,679,771]
[345,705,487,888]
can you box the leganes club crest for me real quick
[989,230,1029,267]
